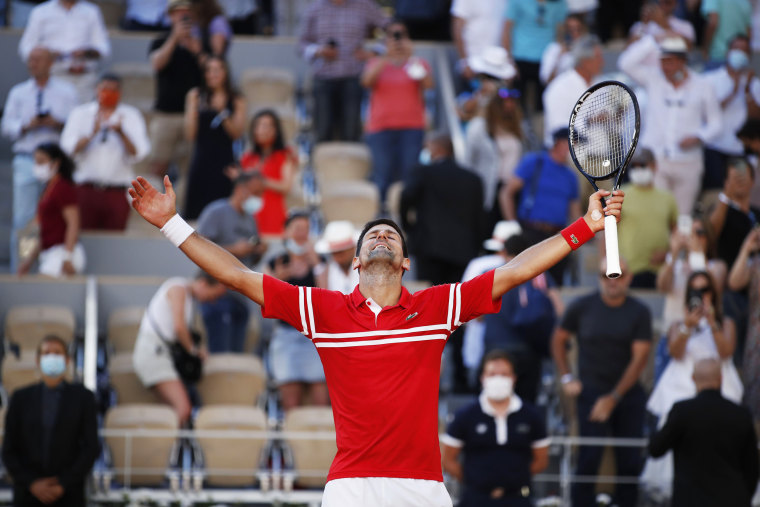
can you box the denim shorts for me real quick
[269,324,325,384]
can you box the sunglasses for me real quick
[599,272,626,279]
[498,88,521,99]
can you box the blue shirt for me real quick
[444,394,548,493]
[515,151,578,227]
[506,0,567,62]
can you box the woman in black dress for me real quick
[183,56,246,220]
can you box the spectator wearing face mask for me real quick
[617,148,680,289]
[2,335,99,507]
[442,349,549,507]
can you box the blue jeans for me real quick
[365,128,424,203]
[200,293,250,353]
[572,384,646,507]
[11,154,43,272]
[313,76,363,142]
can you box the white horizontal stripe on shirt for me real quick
[314,334,448,348]
[311,324,451,340]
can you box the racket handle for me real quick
[604,215,622,279]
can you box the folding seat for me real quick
[109,62,155,116]
[283,406,336,488]
[312,142,371,185]
[107,306,145,354]
[320,181,379,228]
[196,354,267,406]
[239,67,295,110]
[5,305,75,351]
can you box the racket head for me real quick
[568,80,641,188]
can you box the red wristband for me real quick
[561,218,594,250]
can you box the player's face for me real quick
[354,225,409,272]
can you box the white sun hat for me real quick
[483,220,522,252]
[468,46,517,81]
[315,220,360,255]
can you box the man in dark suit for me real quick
[400,132,486,285]
[3,335,99,506]
[649,358,759,507]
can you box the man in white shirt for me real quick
[543,34,603,148]
[618,35,722,215]
[629,0,696,46]
[451,0,509,79]
[18,0,111,102]
[60,74,151,231]
[702,34,760,193]
[315,220,360,295]
[1,47,78,273]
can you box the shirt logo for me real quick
[517,423,530,434]
[476,423,487,434]
[570,234,579,245]
[406,312,418,321]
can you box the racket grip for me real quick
[604,215,622,279]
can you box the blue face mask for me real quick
[39,353,66,378]
[242,196,263,215]
[727,49,749,70]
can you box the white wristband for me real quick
[160,214,194,247]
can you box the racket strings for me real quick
[570,85,637,179]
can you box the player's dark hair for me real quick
[99,72,122,86]
[36,334,69,359]
[685,270,723,324]
[479,349,517,377]
[34,143,75,182]
[284,208,310,228]
[356,218,409,258]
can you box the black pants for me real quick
[312,76,363,142]
[703,147,731,191]
[514,60,543,113]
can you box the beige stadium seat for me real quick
[109,62,155,114]
[108,306,145,353]
[196,354,266,406]
[2,350,74,396]
[105,404,178,486]
[195,405,268,486]
[4,305,75,351]
[109,352,162,405]
[240,67,295,110]
[313,142,372,184]
[320,181,380,228]
[385,181,404,224]
[94,0,124,27]
[283,406,336,488]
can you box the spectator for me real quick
[728,227,760,426]
[315,220,360,294]
[60,73,151,231]
[617,147,679,288]
[450,0,509,79]
[628,0,696,47]
[183,56,246,220]
[618,35,722,215]
[240,109,296,240]
[147,0,204,210]
[265,210,329,411]
[502,127,581,286]
[441,349,550,506]
[461,220,523,387]
[736,120,760,210]
[702,0,752,66]
[642,271,742,500]
[297,0,388,142]
[394,0,450,41]
[217,0,257,34]
[503,0,568,113]
[552,258,652,507]
[702,35,760,193]
[2,335,99,507]
[192,0,233,60]
[18,0,111,103]
[596,0,644,43]
[362,20,434,205]
[542,34,603,148]
[133,273,225,425]
[465,88,525,228]
[482,234,562,402]
[123,0,170,30]
[457,45,517,125]
[196,172,266,353]
[657,214,727,331]
[1,46,77,273]
[648,358,759,507]
[400,132,486,285]
[18,144,85,278]
[539,13,589,85]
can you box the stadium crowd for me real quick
[2,0,760,505]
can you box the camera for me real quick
[392,30,403,41]
[327,38,338,48]
[686,287,705,311]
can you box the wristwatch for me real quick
[560,373,574,385]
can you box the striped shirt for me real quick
[261,271,501,482]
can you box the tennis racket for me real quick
[568,80,640,278]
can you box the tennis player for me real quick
[129,175,623,507]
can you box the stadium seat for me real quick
[320,181,380,228]
[385,181,404,224]
[283,406,336,488]
[239,67,295,110]
[195,405,268,487]
[196,354,267,406]
[104,404,178,486]
[109,62,155,116]
[109,352,162,405]
[107,306,145,353]
[4,305,75,351]
[94,0,124,27]
[312,142,371,185]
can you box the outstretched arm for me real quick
[492,189,623,299]
[129,176,265,305]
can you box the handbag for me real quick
[147,311,203,384]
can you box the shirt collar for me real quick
[478,391,522,418]
[349,284,413,310]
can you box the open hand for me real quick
[128,176,177,229]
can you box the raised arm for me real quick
[129,176,264,305]
[492,189,624,299]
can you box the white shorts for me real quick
[133,330,178,387]
[38,243,86,277]
[322,478,452,507]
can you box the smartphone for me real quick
[677,215,692,236]
[327,38,338,48]
[392,31,403,41]
[686,287,705,311]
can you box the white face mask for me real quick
[688,251,707,271]
[32,162,54,182]
[242,196,263,215]
[628,166,654,186]
[483,375,514,401]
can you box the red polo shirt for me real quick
[261,270,501,482]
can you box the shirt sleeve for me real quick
[196,207,219,240]
[18,7,41,61]
[55,180,79,208]
[442,409,467,448]
[0,87,23,141]
[700,0,718,16]
[530,406,549,448]
[505,0,518,21]
[89,5,111,58]
[59,107,84,156]
[261,274,307,332]
[539,43,561,84]
[209,15,233,39]
[617,34,658,86]
[697,77,722,144]
[457,270,502,324]
[632,302,652,341]
[450,0,469,18]
[122,107,152,163]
